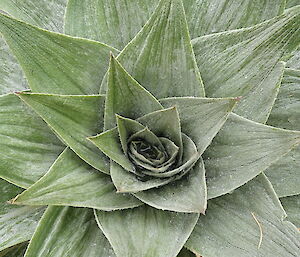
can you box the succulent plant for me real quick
[0,0,299,256]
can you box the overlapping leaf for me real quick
[0,243,28,257]
[100,0,205,99]
[18,94,110,173]
[0,13,118,95]
[185,174,300,257]
[12,149,141,210]
[0,179,44,252]
[24,206,116,257]
[0,94,64,188]
[95,205,199,257]
[281,195,300,228]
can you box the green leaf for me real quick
[183,0,285,38]
[134,157,207,213]
[185,174,300,257]
[24,206,116,257]
[192,6,300,102]
[0,36,27,95]
[0,94,64,188]
[234,61,286,123]
[281,195,300,228]
[104,55,162,130]
[18,93,110,174]
[0,179,44,252]
[65,0,158,49]
[177,248,196,257]
[160,97,237,154]
[0,13,118,94]
[0,243,28,257]
[95,205,199,257]
[265,68,300,197]
[286,0,300,8]
[12,149,142,210]
[100,0,205,99]
[204,113,300,199]
[287,50,300,69]
[0,0,67,32]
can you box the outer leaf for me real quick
[104,55,162,130]
[185,174,300,257]
[233,61,285,123]
[160,97,237,154]
[0,0,67,32]
[281,195,300,228]
[95,205,199,257]
[204,113,300,199]
[183,0,285,38]
[24,206,116,257]
[0,13,118,95]
[65,0,158,49]
[0,36,27,95]
[100,0,205,98]
[12,149,142,210]
[192,6,300,100]
[266,68,300,197]
[18,94,110,173]
[0,179,44,252]
[134,158,207,213]
[0,243,28,257]
[0,94,64,188]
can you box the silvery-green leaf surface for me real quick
[0,0,67,32]
[95,205,199,257]
[160,97,237,154]
[65,0,159,49]
[12,148,142,210]
[0,13,118,95]
[265,68,300,197]
[185,174,300,257]
[286,0,300,8]
[18,94,110,174]
[24,206,116,257]
[134,158,207,213]
[204,113,300,199]
[0,243,28,257]
[104,55,162,130]
[192,6,300,102]
[100,0,205,99]
[0,179,44,252]
[287,50,300,69]
[184,0,285,38]
[0,94,64,188]
[281,195,300,228]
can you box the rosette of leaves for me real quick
[0,0,300,256]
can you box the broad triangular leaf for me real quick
[0,0,67,32]
[185,174,300,257]
[192,6,300,102]
[100,0,205,98]
[204,113,300,199]
[12,149,142,210]
[95,205,199,257]
[265,68,300,197]
[134,158,207,213]
[18,93,110,173]
[0,179,44,252]
[281,195,300,228]
[183,0,285,38]
[104,55,162,130]
[0,36,27,94]
[0,94,64,188]
[160,97,237,154]
[24,206,116,257]
[0,13,118,94]
[65,0,159,49]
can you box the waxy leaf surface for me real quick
[281,195,300,228]
[13,149,142,210]
[0,94,64,188]
[24,206,116,257]
[95,205,199,257]
[186,174,300,257]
